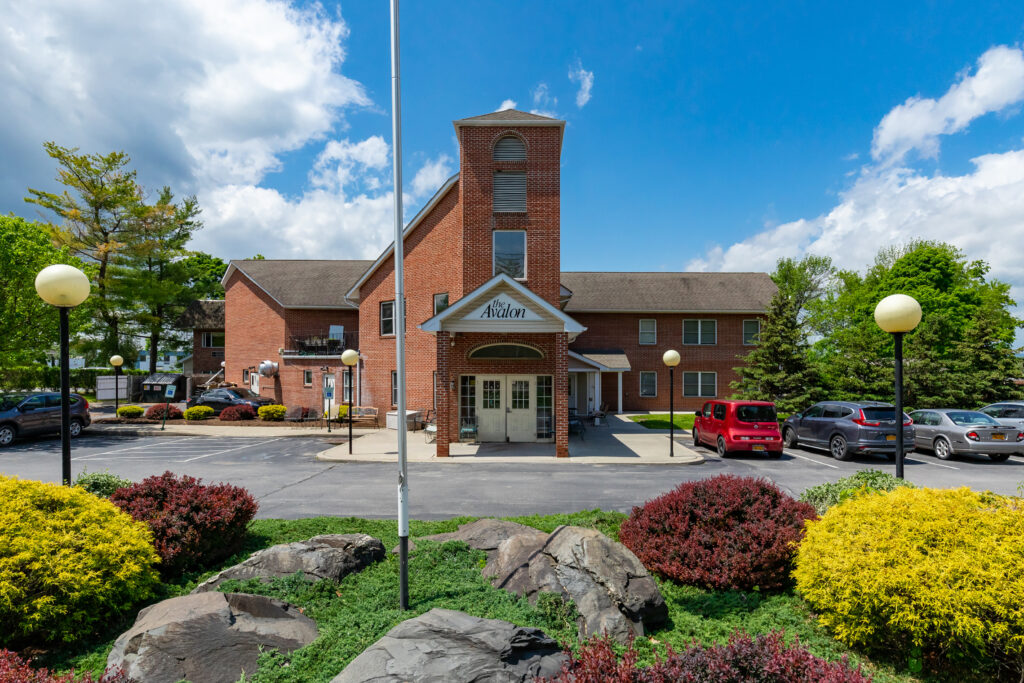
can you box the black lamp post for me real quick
[342,349,359,455]
[110,355,124,415]
[874,294,922,479]
[35,264,90,486]
[663,349,680,458]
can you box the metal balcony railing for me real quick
[283,331,358,357]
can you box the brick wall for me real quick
[570,312,765,412]
[191,329,223,375]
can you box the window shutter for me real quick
[493,136,526,161]
[493,172,526,212]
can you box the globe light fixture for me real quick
[110,355,124,415]
[34,264,90,485]
[873,294,922,479]
[342,349,359,455]
[663,350,681,458]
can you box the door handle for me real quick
[506,407,510,413]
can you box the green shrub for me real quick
[794,487,1024,674]
[799,469,914,515]
[0,476,159,645]
[115,405,144,419]
[183,405,215,421]
[258,404,287,421]
[73,470,133,498]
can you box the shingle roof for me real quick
[227,260,373,308]
[177,299,224,329]
[572,350,632,371]
[455,109,561,123]
[560,272,777,313]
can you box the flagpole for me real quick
[389,0,410,611]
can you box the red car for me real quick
[692,399,783,458]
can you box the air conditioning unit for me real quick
[258,360,279,377]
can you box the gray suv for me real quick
[782,401,914,461]
[0,392,92,447]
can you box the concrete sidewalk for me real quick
[316,413,704,465]
[88,422,375,439]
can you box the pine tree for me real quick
[951,304,1024,407]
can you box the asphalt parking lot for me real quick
[1,430,1021,519]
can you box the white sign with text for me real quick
[464,293,543,322]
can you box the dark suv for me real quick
[186,387,274,415]
[782,401,914,461]
[0,392,92,447]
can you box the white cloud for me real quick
[871,45,1024,164]
[498,99,517,111]
[410,154,453,199]
[568,60,594,108]
[530,83,559,118]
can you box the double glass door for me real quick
[474,375,536,443]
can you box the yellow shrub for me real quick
[184,405,215,421]
[258,404,287,421]
[794,487,1024,669]
[0,476,160,645]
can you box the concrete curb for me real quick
[87,425,353,439]
[314,443,706,466]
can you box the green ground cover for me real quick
[629,413,696,430]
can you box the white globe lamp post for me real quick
[663,349,681,458]
[341,349,359,455]
[873,294,922,479]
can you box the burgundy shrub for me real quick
[618,474,816,591]
[0,650,130,683]
[110,471,258,577]
[143,403,182,420]
[539,632,870,683]
[219,404,256,421]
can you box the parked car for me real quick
[781,401,914,461]
[186,388,275,415]
[693,400,783,458]
[0,392,91,447]
[908,409,1021,462]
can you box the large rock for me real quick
[194,533,385,593]
[484,525,667,643]
[331,608,567,683]
[395,519,542,555]
[107,592,318,683]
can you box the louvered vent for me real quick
[493,135,526,161]
[493,172,526,212]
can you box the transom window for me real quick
[493,135,526,161]
[493,231,526,279]
[743,319,761,345]
[683,371,717,397]
[639,371,657,398]
[511,380,529,409]
[482,380,501,409]
[493,171,526,212]
[683,319,717,345]
[380,301,395,336]
[639,319,656,345]
[468,344,543,360]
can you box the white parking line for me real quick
[73,436,204,460]
[783,450,840,469]
[179,437,285,462]
[904,455,959,470]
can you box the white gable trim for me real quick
[567,351,608,371]
[344,173,460,303]
[420,274,586,335]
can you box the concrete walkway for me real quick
[316,413,704,465]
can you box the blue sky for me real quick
[3,0,1024,309]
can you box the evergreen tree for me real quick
[951,304,1024,406]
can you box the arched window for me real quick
[468,344,544,360]
[493,135,526,161]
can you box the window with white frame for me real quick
[639,319,656,345]
[639,371,657,397]
[242,369,250,383]
[683,319,717,345]
[303,370,313,386]
[391,370,398,406]
[380,301,395,336]
[202,331,225,347]
[434,293,449,315]
[342,369,352,402]
[683,371,717,397]
[493,231,526,279]
[493,171,526,212]
[743,319,761,345]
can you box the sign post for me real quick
[162,385,176,431]
[325,383,334,433]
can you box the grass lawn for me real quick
[629,413,697,430]
[47,510,940,682]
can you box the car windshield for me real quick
[947,411,1000,426]
[231,389,259,399]
[736,405,776,422]
[0,395,29,411]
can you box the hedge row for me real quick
[0,365,147,393]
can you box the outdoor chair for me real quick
[421,409,437,443]
[303,406,322,426]
[350,406,380,428]
[459,416,478,443]
[569,414,586,440]
[283,406,303,422]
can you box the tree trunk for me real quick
[149,330,159,374]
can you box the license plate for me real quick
[752,445,765,452]
[886,435,896,441]
[993,433,1006,440]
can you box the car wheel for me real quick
[0,424,15,447]
[988,452,1010,463]
[782,427,797,449]
[830,435,852,461]
[68,418,83,438]
[717,436,729,458]
[691,427,701,447]
[933,437,953,461]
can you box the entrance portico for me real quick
[421,274,585,457]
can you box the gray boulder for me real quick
[331,608,567,683]
[194,533,384,593]
[107,592,318,683]
[394,518,542,555]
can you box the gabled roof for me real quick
[177,299,224,329]
[344,173,460,301]
[560,272,777,313]
[222,260,373,309]
[454,109,564,125]
[569,349,632,371]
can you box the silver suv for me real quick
[980,402,1024,454]
[0,392,92,446]
[782,401,914,461]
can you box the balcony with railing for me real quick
[281,329,358,358]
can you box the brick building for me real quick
[188,109,776,456]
